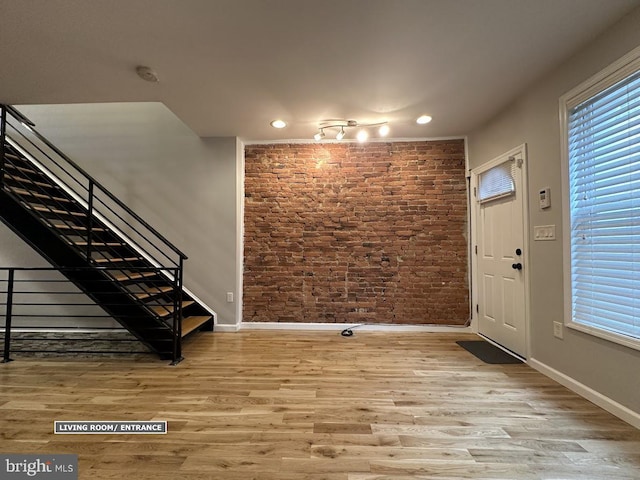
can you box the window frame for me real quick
[560,44,640,351]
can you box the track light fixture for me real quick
[313,119,389,141]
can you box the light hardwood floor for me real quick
[0,331,639,479]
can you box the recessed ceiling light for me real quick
[270,119,287,129]
[416,115,432,125]
[378,124,390,137]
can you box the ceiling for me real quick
[1,0,639,141]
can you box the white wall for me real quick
[0,222,113,328]
[5,102,240,326]
[467,8,640,414]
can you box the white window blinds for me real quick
[477,159,516,203]
[568,68,640,341]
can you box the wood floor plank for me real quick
[0,331,638,479]
[314,423,373,434]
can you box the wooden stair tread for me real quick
[27,203,85,217]
[134,286,173,300]
[7,186,71,203]
[94,256,143,264]
[150,300,195,317]
[4,160,42,175]
[113,271,158,282]
[5,152,26,162]
[6,175,58,189]
[72,241,124,247]
[49,223,106,232]
[182,316,212,337]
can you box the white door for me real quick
[472,147,527,357]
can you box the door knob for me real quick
[512,263,522,270]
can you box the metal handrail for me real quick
[0,105,191,363]
[0,106,6,188]
[1,104,188,261]
[2,136,175,273]
[0,266,182,363]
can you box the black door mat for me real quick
[456,340,523,364]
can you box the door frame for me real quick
[469,143,531,359]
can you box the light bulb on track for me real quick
[356,129,369,142]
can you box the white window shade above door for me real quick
[477,158,516,203]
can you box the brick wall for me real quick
[243,140,469,324]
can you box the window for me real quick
[561,46,640,350]
[477,158,516,203]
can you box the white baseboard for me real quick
[528,358,640,429]
[2,323,471,334]
[239,322,472,333]
[212,323,240,332]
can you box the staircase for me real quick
[0,105,214,362]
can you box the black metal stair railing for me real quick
[0,104,214,362]
[0,104,188,272]
[0,266,181,362]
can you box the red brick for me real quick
[243,141,469,325]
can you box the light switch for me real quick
[534,225,556,241]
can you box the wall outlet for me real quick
[226,292,234,303]
[553,321,563,339]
